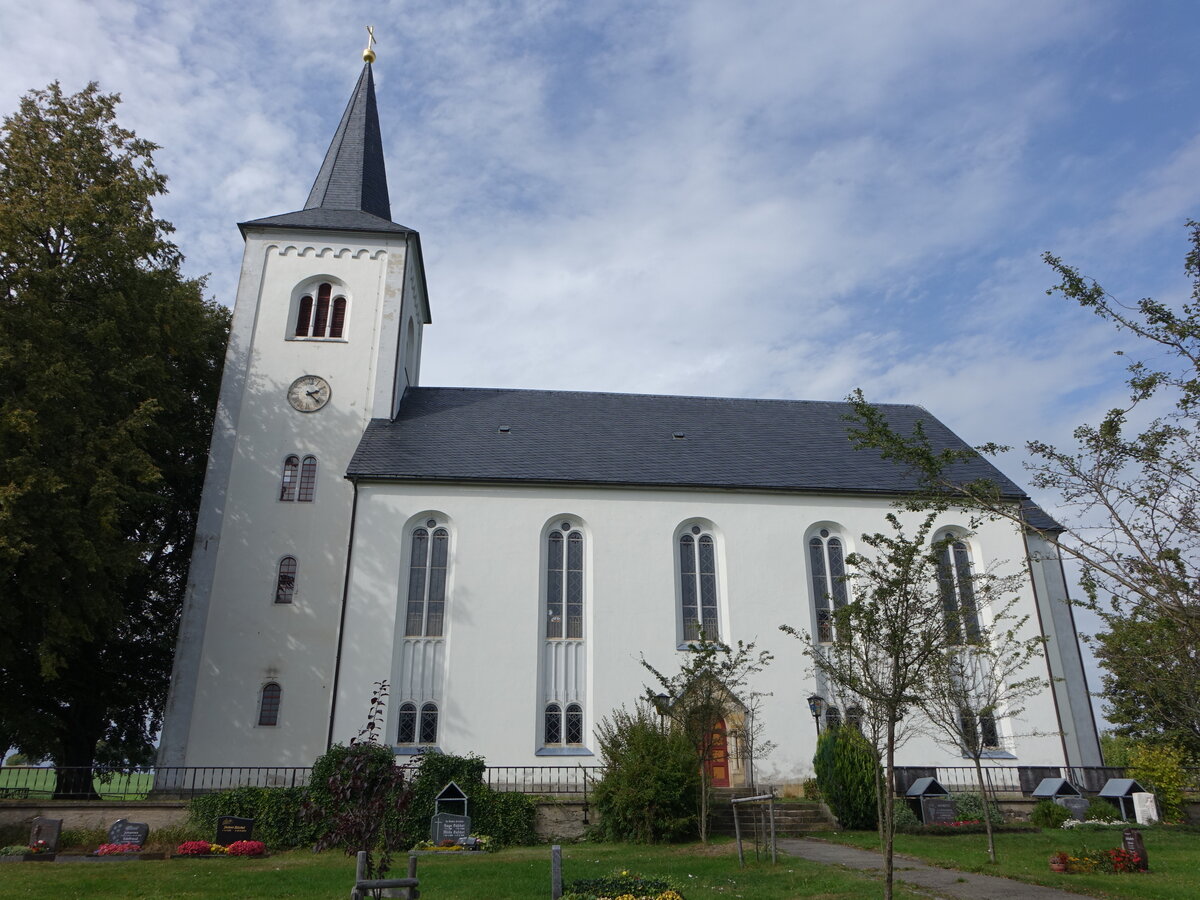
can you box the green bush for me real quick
[813,724,878,830]
[188,785,318,849]
[953,791,1002,823]
[1085,798,1122,823]
[565,870,676,897]
[1030,798,1072,829]
[891,801,920,827]
[398,752,536,848]
[591,705,699,843]
[1129,741,1189,822]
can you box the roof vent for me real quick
[672,431,685,439]
[498,425,511,433]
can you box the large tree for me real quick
[0,82,229,787]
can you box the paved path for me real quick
[776,838,1087,900]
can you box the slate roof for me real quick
[240,63,415,237]
[347,386,1059,529]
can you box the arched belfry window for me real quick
[937,534,982,645]
[406,521,449,637]
[293,282,348,339]
[679,524,719,642]
[258,683,282,726]
[546,523,584,639]
[809,528,849,643]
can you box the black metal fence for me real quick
[484,765,605,795]
[893,765,1200,796]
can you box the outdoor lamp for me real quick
[807,694,826,734]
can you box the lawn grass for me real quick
[0,840,930,899]
[815,825,1199,900]
[0,768,155,800]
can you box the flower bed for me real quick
[563,869,685,900]
[96,843,142,856]
[1050,846,1147,874]
[175,840,266,858]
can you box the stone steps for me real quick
[708,797,837,836]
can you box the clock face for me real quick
[287,375,331,412]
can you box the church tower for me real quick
[158,53,430,768]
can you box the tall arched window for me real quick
[258,683,282,726]
[565,703,584,744]
[546,524,584,639]
[937,536,981,645]
[679,525,719,641]
[406,522,448,637]
[544,703,562,744]
[298,456,318,502]
[809,529,849,643]
[397,702,417,744]
[279,456,299,501]
[419,703,439,744]
[293,282,348,339]
[274,556,297,604]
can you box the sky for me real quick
[3,0,1199,730]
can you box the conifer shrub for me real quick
[1030,798,1072,829]
[813,724,878,830]
[591,705,700,843]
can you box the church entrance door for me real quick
[705,718,730,788]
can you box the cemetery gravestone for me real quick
[107,819,150,847]
[1132,792,1159,825]
[30,817,62,853]
[1122,828,1149,869]
[920,797,957,825]
[431,811,471,844]
[215,816,255,846]
[1056,797,1090,821]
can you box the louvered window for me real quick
[292,282,348,340]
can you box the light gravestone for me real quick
[107,818,150,847]
[1132,792,1159,825]
[215,816,255,845]
[30,817,62,853]
[430,781,471,844]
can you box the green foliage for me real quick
[953,791,1001,824]
[813,725,878,830]
[801,777,822,801]
[1030,799,1072,829]
[1085,799,1122,823]
[188,786,317,849]
[398,751,536,849]
[1128,741,1189,822]
[892,802,920,828]
[3,753,28,766]
[591,704,700,843]
[0,81,230,771]
[564,870,677,898]
[1100,731,1136,767]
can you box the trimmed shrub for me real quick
[188,786,317,849]
[953,790,1002,824]
[1085,798,1122,823]
[813,724,878,830]
[892,801,920,827]
[1030,799,1072,829]
[591,705,700,843]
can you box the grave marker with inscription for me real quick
[1122,828,1149,870]
[215,816,255,846]
[30,817,62,853]
[431,811,471,844]
[920,796,957,825]
[1055,797,1091,821]
[107,819,150,847]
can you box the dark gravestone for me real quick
[30,817,62,853]
[1122,829,1149,870]
[1056,797,1091,821]
[214,816,255,846]
[107,818,150,846]
[430,812,471,844]
[921,797,957,825]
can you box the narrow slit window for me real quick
[298,456,317,502]
[275,556,296,604]
[280,456,299,501]
[258,683,282,726]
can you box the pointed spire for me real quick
[305,63,391,220]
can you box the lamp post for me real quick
[652,693,671,732]
[807,694,826,736]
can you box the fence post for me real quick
[551,844,562,899]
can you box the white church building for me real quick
[157,57,1102,785]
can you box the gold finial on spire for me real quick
[363,25,377,63]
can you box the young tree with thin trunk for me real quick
[641,637,772,842]
[784,513,952,900]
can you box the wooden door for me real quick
[705,718,730,787]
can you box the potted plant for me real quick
[1049,851,1069,873]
